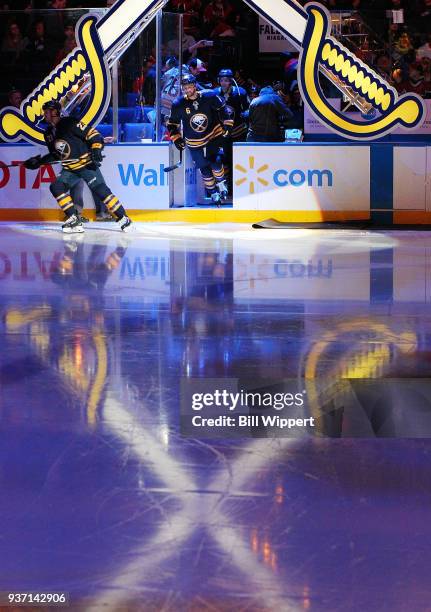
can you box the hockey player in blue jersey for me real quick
[214,68,249,194]
[23,101,133,234]
[167,74,233,206]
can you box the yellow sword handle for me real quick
[299,4,425,138]
[0,16,110,144]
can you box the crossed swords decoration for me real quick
[0,0,426,143]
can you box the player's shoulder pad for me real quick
[200,89,218,98]
[229,86,247,96]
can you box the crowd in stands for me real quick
[0,0,430,137]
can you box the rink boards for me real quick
[0,142,430,223]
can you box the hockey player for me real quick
[23,101,133,234]
[167,74,233,206]
[215,68,249,141]
[214,68,249,193]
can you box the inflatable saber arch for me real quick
[0,0,168,145]
[0,0,426,144]
[245,0,425,139]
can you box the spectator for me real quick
[25,19,53,72]
[183,36,213,62]
[1,21,29,60]
[187,57,213,89]
[204,0,233,24]
[204,0,235,37]
[7,87,23,108]
[166,31,212,63]
[247,85,293,142]
[391,66,404,88]
[394,32,414,59]
[396,61,426,96]
[54,22,77,65]
[417,34,431,61]
[161,58,181,116]
[376,54,393,77]
[28,19,47,54]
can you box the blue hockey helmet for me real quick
[218,68,234,82]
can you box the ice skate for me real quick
[218,180,229,201]
[211,192,222,208]
[117,216,133,232]
[62,214,84,234]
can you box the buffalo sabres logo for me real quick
[192,100,200,111]
[190,113,208,133]
[54,139,71,160]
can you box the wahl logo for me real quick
[0,0,426,143]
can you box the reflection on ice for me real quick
[1,222,431,609]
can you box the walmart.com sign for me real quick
[235,155,333,194]
[233,144,370,212]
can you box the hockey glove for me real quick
[24,155,42,170]
[91,148,104,166]
[173,137,186,151]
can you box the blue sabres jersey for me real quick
[167,90,233,149]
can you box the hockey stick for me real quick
[3,156,105,168]
[2,159,75,168]
[164,148,183,173]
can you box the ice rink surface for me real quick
[1,221,431,611]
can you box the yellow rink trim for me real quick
[393,211,431,225]
[0,208,370,223]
